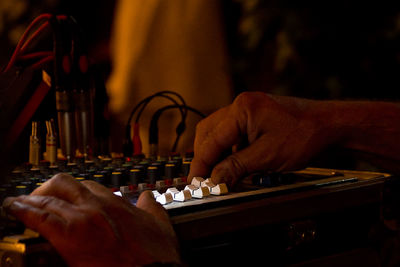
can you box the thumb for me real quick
[210,153,247,187]
[136,191,170,225]
[210,137,271,187]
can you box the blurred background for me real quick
[1,1,400,174]
[3,2,400,98]
[0,0,114,72]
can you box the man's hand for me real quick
[3,173,181,267]
[189,92,334,187]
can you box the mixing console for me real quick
[0,154,192,201]
[0,155,392,266]
[145,167,389,216]
[1,155,391,214]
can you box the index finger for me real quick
[189,104,245,181]
[32,173,92,205]
[3,196,66,241]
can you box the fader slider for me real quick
[191,177,204,187]
[166,187,192,202]
[184,185,210,198]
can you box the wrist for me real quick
[301,100,348,149]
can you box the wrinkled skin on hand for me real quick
[3,173,180,267]
[189,92,335,187]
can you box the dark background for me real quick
[1,1,400,176]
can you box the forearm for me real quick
[311,100,400,171]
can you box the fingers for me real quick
[7,195,77,219]
[209,120,316,186]
[209,136,272,186]
[2,196,67,241]
[210,154,246,186]
[189,92,272,182]
[32,173,92,205]
[189,105,245,182]
[136,191,170,225]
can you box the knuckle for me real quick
[36,196,55,209]
[234,91,266,108]
[195,118,207,134]
[51,172,73,181]
[47,173,73,186]
[233,92,270,122]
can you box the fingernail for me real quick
[3,195,27,208]
[6,201,26,212]
[2,197,16,209]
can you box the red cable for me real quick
[20,22,50,52]
[3,14,69,149]
[20,15,68,53]
[3,14,68,73]
[3,14,53,73]
[18,51,53,60]
[29,55,55,70]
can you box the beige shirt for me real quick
[107,0,234,156]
